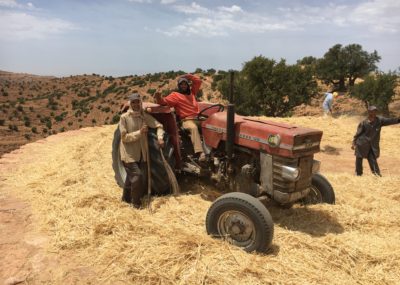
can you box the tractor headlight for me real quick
[267,134,281,147]
[281,165,300,181]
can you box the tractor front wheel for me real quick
[301,173,335,205]
[206,192,274,253]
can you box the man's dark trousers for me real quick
[122,161,147,207]
[355,150,381,176]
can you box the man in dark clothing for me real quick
[352,105,400,176]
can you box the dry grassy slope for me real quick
[1,116,399,284]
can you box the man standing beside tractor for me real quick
[154,74,206,162]
[118,93,165,208]
[352,105,400,176]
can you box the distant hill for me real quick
[0,70,222,156]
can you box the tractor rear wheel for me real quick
[301,173,335,205]
[112,127,176,194]
[112,128,126,188]
[206,192,274,253]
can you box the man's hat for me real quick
[128,93,141,101]
[368,105,377,111]
[177,77,189,85]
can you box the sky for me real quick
[0,0,399,77]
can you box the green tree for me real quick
[316,44,347,90]
[350,71,398,114]
[316,43,380,90]
[343,44,381,86]
[206,68,216,75]
[297,56,318,66]
[218,56,317,116]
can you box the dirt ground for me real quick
[1,116,399,284]
[0,131,100,284]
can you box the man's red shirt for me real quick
[157,74,201,119]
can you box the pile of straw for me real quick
[1,115,399,284]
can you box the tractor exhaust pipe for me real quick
[226,71,235,161]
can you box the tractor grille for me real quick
[272,155,313,193]
[292,134,321,155]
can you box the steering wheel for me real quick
[197,104,225,120]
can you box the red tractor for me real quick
[112,101,335,253]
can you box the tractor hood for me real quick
[202,112,322,158]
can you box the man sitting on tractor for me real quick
[154,74,206,162]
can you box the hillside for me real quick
[0,70,222,156]
[1,116,399,284]
[2,70,399,158]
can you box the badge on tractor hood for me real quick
[304,138,313,148]
[267,134,281,147]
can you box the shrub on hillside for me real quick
[350,71,398,113]
[9,124,18,132]
[112,114,120,124]
[102,106,111,113]
[147,88,156,95]
[78,90,90,97]
[103,83,117,95]
[161,89,171,96]
[55,112,68,122]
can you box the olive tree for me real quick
[350,71,398,114]
[218,56,318,117]
[316,44,380,90]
